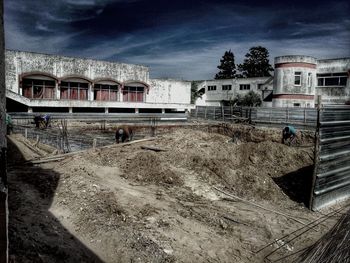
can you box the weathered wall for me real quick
[272,55,317,108]
[0,0,8,261]
[148,79,191,105]
[5,50,149,93]
[315,58,350,104]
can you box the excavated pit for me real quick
[8,124,330,263]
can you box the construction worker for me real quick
[6,113,13,135]
[282,125,296,145]
[34,114,51,129]
[115,126,133,143]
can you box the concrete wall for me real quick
[315,58,350,104]
[0,0,8,261]
[5,50,149,94]
[195,94,207,106]
[148,79,191,105]
[272,55,317,108]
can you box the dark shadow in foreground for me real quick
[273,165,314,207]
[7,139,104,263]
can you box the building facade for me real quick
[272,56,350,107]
[195,77,273,107]
[5,50,192,113]
[196,55,350,108]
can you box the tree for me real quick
[231,91,262,107]
[238,46,273,78]
[191,81,200,104]
[215,50,237,79]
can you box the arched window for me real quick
[93,79,121,101]
[60,76,91,100]
[123,81,149,102]
[21,73,57,99]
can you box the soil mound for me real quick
[121,151,183,186]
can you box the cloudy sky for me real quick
[4,0,350,80]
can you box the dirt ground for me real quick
[7,124,346,263]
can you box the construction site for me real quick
[5,109,350,263]
[1,0,350,261]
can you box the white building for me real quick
[194,77,273,107]
[5,50,192,113]
[196,55,350,108]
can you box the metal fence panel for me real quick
[191,106,317,128]
[311,106,350,210]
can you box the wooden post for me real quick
[317,95,322,109]
[25,128,27,139]
[213,107,216,120]
[222,105,225,121]
[304,108,306,123]
[93,138,97,149]
[204,106,207,119]
[195,107,198,118]
[286,108,289,122]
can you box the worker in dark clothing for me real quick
[282,125,296,145]
[6,113,13,135]
[115,126,133,143]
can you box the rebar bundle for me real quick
[298,208,350,263]
[58,120,71,153]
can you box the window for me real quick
[239,84,250,90]
[60,81,89,100]
[317,73,347,87]
[123,86,144,102]
[207,85,216,91]
[294,71,301,86]
[308,73,312,88]
[22,79,56,99]
[94,84,119,101]
[293,103,301,107]
[222,85,232,91]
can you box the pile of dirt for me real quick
[143,128,314,206]
[83,126,313,206]
[121,151,184,186]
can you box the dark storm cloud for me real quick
[4,0,350,79]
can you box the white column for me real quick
[89,83,94,101]
[162,108,165,114]
[28,107,33,113]
[69,107,73,113]
[119,88,123,102]
[135,108,139,114]
[105,108,109,114]
[56,82,60,100]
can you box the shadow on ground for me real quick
[273,165,314,207]
[7,139,103,263]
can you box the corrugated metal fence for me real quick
[192,106,317,128]
[310,106,350,210]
